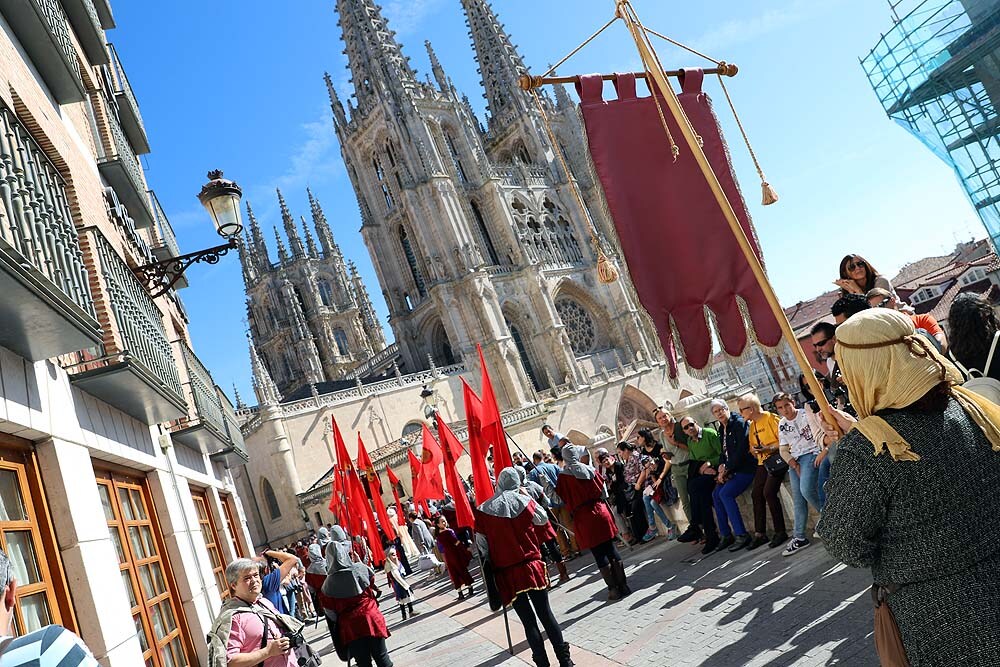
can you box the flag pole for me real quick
[615,0,840,434]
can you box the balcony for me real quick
[211,388,249,466]
[0,102,101,360]
[0,0,85,103]
[60,0,108,66]
[107,44,149,154]
[147,190,188,289]
[103,187,154,267]
[97,113,153,229]
[69,230,188,424]
[171,342,231,455]
[92,0,112,28]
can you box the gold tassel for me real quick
[597,250,620,283]
[761,181,779,206]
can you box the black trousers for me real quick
[511,588,564,661]
[349,636,393,667]
[688,473,718,538]
[393,537,413,575]
[751,466,787,535]
[627,493,648,540]
[540,538,562,564]
[590,539,622,569]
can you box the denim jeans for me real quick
[789,452,832,539]
[642,492,673,532]
[711,472,755,537]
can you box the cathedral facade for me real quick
[240,189,386,399]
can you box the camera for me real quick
[287,631,305,650]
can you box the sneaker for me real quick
[813,531,822,540]
[747,535,769,551]
[641,529,659,543]
[729,534,752,551]
[714,535,735,553]
[666,526,678,541]
[782,538,810,557]
[769,532,788,549]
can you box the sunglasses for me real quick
[812,339,831,348]
[739,406,752,412]
[847,260,867,271]
[682,424,697,431]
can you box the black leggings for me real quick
[349,636,393,667]
[540,538,562,564]
[511,588,564,659]
[590,539,622,569]
[628,493,648,539]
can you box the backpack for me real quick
[207,599,314,667]
[950,331,1000,405]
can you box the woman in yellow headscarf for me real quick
[817,309,1000,666]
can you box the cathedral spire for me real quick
[324,71,348,128]
[308,187,340,259]
[273,225,289,264]
[301,215,318,258]
[245,201,269,268]
[248,333,280,406]
[335,0,418,109]
[425,40,449,92]
[349,260,386,352]
[460,0,531,128]
[277,189,305,259]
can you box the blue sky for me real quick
[111,0,984,403]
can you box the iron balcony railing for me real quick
[103,187,154,266]
[215,387,248,462]
[60,0,108,66]
[147,190,180,258]
[91,232,183,398]
[180,342,228,440]
[0,0,85,103]
[97,111,152,228]
[107,44,148,154]
[0,102,96,319]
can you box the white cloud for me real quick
[686,1,833,54]
[381,0,446,35]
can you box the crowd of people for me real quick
[204,252,1000,667]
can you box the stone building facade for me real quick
[0,2,254,665]
[240,188,386,399]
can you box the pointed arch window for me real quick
[318,280,334,307]
[373,156,394,210]
[333,328,349,356]
[470,201,501,266]
[261,478,281,520]
[507,322,547,390]
[444,130,468,183]
[399,226,427,298]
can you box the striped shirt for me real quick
[0,625,98,666]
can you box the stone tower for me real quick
[326,0,659,408]
[240,189,387,399]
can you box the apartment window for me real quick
[220,494,248,558]
[961,267,987,286]
[96,471,193,667]
[0,442,75,637]
[190,490,228,599]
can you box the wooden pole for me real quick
[517,64,738,91]
[615,1,841,433]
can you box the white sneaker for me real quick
[782,538,810,557]
[813,531,821,540]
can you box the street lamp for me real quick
[420,385,439,424]
[134,170,243,297]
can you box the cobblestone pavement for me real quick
[303,536,879,667]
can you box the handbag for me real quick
[872,583,909,667]
[762,451,788,475]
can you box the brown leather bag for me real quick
[872,583,909,667]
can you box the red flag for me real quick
[346,466,385,565]
[407,451,432,517]
[331,419,363,538]
[328,468,343,520]
[461,378,494,506]
[435,413,475,530]
[385,466,406,526]
[358,434,396,541]
[413,426,445,503]
[478,344,512,476]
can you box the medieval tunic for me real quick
[323,527,390,648]
[436,528,473,589]
[474,501,549,607]
[555,470,617,551]
[818,399,1000,666]
[327,588,390,646]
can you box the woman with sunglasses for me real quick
[738,394,788,551]
[835,254,895,298]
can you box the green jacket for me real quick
[688,427,722,467]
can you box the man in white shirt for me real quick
[775,393,831,557]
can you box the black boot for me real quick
[610,559,632,597]
[599,566,621,601]
[399,604,407,621]
[554,642,575,667]
[408,602,417,616]
[457,588,465,600]
[531,650,551,667]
